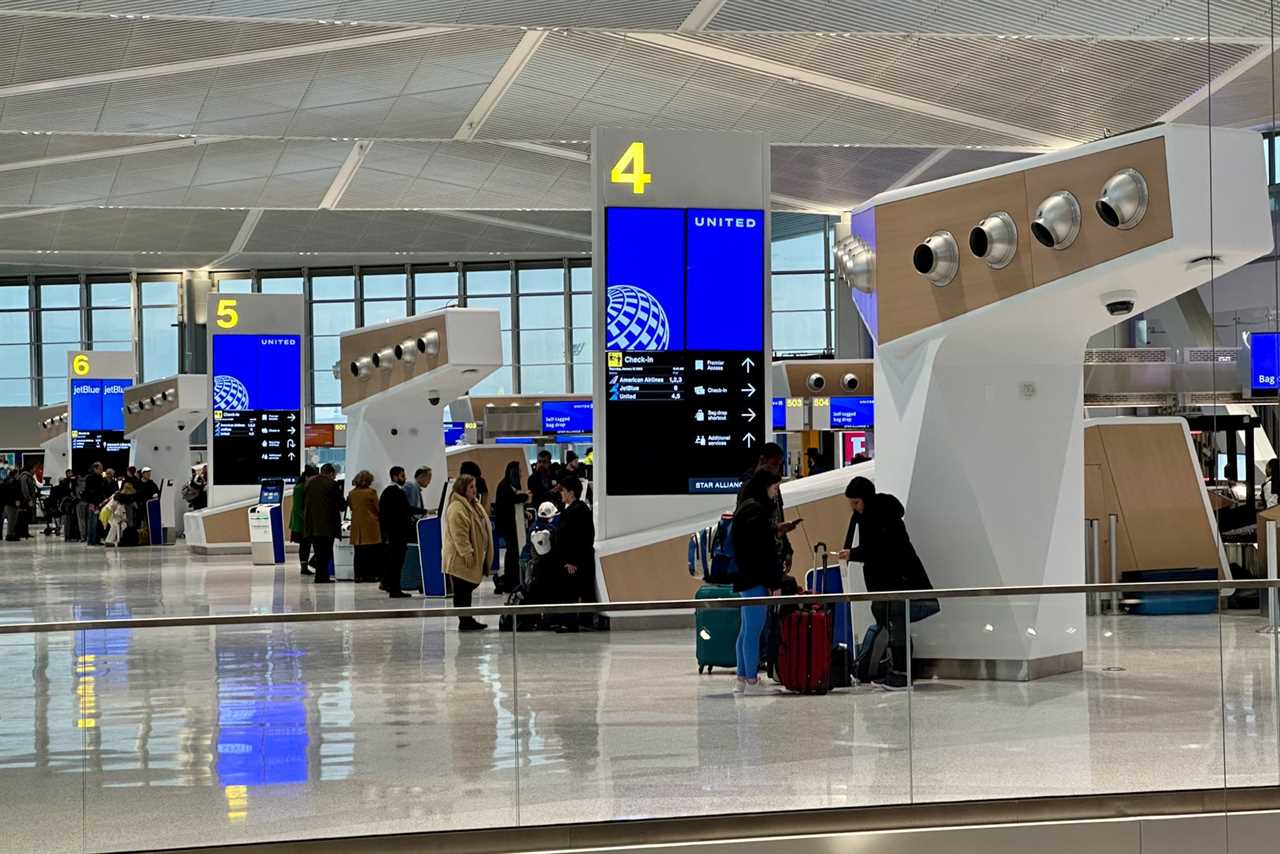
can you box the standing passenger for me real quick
[493,460,528,594]
[379,466,414,599]
[443,474,493,631]
[290,465,319,575]
[303,463,344,584]
[346,470,381,583]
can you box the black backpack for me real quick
[854,623,893,684]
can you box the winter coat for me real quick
[442,492,493,585]
[842,493,932,593]
[346,486,380,546]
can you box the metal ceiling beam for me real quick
[679,0,729,32]
[768,193,848,214]
[885,148,954,191]
[430,209,590,242]
[1158,43,1276,123]
[0,205,82,221]
[205,208,264,269]
[0,26,456,100]
[488,140,590,162]
[0,136,236,174]
[454,31,548,141]
[624,33,1079,148]
[319,141,372,209]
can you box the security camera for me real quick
[841,372,860,393]
[1101,289,1138,317]
[177,421,186,432]
[428,389,441,406]
[806,373,827,393]
[390,427,399,437]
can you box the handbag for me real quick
[909,597,941,623]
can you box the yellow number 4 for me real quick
[610,141,652,195]
[215,298,239,329]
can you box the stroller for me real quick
[500,503,560,632]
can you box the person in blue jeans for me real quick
[731,468,800,695]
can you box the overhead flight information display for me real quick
[604,207,766,495]
[829,396,874,429]
[211,334,302,485]
[542,400,593,434]
[70,378,132,474]
[1249,331,1280,393]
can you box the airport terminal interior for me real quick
[4,2,1280,853]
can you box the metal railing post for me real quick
[1263,520,1279,636]
[1086,519,1100,617]
[1107,514,1121,615]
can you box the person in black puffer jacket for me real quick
[731,468,800,695]
[839,476,933,688]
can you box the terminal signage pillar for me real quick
[205,293,305,507]
[592,129,770,542]
[66,351,136,476]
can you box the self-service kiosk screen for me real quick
[211,334,302,485]
[604,207,766,495]
[70,378,132,474]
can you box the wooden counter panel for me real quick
[339,314,450,408]
[782,361,873,398]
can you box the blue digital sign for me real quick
[542,400,593,434]
[605,207,685,352]
[772,397,786,430]
[70,378,132,432]
[212,334,302,411]
[442,421,467,446]
[686,209,764,351]
[495,437,536,445]
[1251,332,1280,391]
[830,396,874,429]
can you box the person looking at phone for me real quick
[738,442,795,572]
[731,469,802,696]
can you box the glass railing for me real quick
[1,579,1277,852]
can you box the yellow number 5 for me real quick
[215,298,239,329]
[610,141,652,195]
[72,354,90,376]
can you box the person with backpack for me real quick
[290,465,318,575]
[839,476,935,692]
[731,468,801,695]
[738,443,794,573]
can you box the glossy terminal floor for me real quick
[1,535,1278,853]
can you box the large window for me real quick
[361,268,409,326]
[38,278,82,405]
[463,265,514,396]
[569,263,592,393]
[310,270,355,424]
[0,280,32,405]
[2,213,842,416]
[517,263,568,394]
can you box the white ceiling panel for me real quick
[709,0,1270,40]
[0,0,702,29]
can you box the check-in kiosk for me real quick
[124,373,208,540]
[248,479,286,565]
[339,307,503,588]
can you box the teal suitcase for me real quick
[400,543,421,593]
[695,584,740,674]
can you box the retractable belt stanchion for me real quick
[1086,519,1101,617]
[1107,514,1121,616]
[1261,520,1279,636]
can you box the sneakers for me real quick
[739,679,775,697]
[877,672,912,692]
[732,678,746,695]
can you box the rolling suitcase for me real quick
[695,584,740,674]
[778,606,833,694]
[400,543,422,592]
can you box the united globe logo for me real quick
[212,375,250,411]
[606,284,670,351]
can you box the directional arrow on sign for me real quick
[742,408,757,422]
[288,427,296,434]
[288,413,297,421]
[287,452,296,461]
[741,356,755,371]
[741,383,757,397]
[743,433,756,447]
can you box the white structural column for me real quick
[857,125,1272,675]
[319,141,372,210]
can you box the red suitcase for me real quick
[778,606,833,694]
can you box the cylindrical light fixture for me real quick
[1096,168,1148,230]
[349,356,373,380]
[418,330,441,357]
[371,347,396,370]
[841,372,860,392]
[969,211,1018,268]
[1031,191,1081,249]
[913,231,959,287]
[806,372,827,393]
[395,338,419,364]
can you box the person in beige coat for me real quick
[443,474,494,631]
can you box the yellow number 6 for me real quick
[610,141,652,195]
[215,298,239,329]
[72,354,90,376]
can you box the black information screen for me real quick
[603,207,766,496]
[70,377,132,474]
[211,334,302,485]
